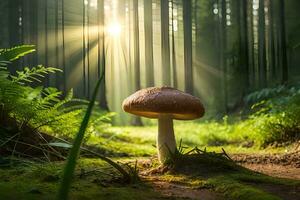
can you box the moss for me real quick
[0,159,166,200]
[206,176,280,200]
[155,152,300,200]
[1,155,299,200]
[101,124,291,157]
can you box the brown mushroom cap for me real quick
[122,86,205,120]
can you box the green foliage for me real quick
[0,50,75,135]
[0,45,36,62]
[0,45,113,140]
[245,83,300,106]
[58,59,132,199]
[11,65,61,85]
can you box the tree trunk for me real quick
[278,0,288,84]
[160,0,171,86]
[219,0,228,113]
[268,0,276,83]
[98,0,108,110]
[183,0,193,94]
[258,0,267,87]
[132,0,143,126]
[171,0,177,88]
[238,0,249,94]
[247,0,255,89]
[144,0,154,87]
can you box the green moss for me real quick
[207,176,281,200]
[156,152,300,200]
[99,123,291,157]
[0,159,166,200]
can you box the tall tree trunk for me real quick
[9,0,22,47]
[144,0,154,87]
[82,0,87,98]
[248,0,255,89]
[258,0,267,87]
[171,0,177,88]
[55,0,61,90]
[132,0,143,126]
[278,0,288,84]
[238,0,249,94]
[44,0,49,87]
[160,0,171,86]
[268,0,276,83]
[183,0,193,94]
[62,0,67,94]
[98,0,108,110]
[219,0,228,113]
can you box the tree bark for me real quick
[268,0,276,82]
[171,0,177,88]
[183,0,193,94]
[160,0,171,86]
[132,0,143,126]
[219,0,228,113]
[238,0,249,93]
[144,0,154,87]
[98,0,109,110]
[278,0,288,84]
[258,0,267,87]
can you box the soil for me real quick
[231,151,300,168]
[142,151,300,200]
[241,163,300,180]
[231,151,300,180]
[143,176,224,200]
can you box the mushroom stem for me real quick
[157,114,177,163]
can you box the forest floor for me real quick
[141,153,300,200]
[0,125,300,200]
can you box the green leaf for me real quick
[0,45,35,62]
[48,142,72,149]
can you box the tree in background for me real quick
[132,0,143,125]
[258,0,267,87]
[171,0,177,88]
[144,0,154,87]
[98,0,108,110]
[238,0,249,94]
[278,0,288,84]
[219,0,228,113]
[160,0,171,86]
[183,0,193,94]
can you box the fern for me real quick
[11,65,62,85]
[0,45,113,141]
[0,45,78,135]
[0,45,35,61]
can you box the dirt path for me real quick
[143,176,224,200]
[241,163,300,180]
[231,151,300,180]
[140,151,300,200]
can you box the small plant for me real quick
[57,56,133,200]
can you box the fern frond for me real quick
[39,87,62,109]
[11,65,62,85]
[53,89,74,110]
[0,61,11,67]
[0,45,35,61]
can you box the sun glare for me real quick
[107,23,121,37]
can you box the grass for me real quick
[1,153,298,200]
[0,159,167,200]
[1,116,299,199]
[87,121,293,158]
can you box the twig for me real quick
[221,148,232,161]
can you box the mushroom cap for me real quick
[122,86,205,120]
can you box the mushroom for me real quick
[122,86,205,164]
